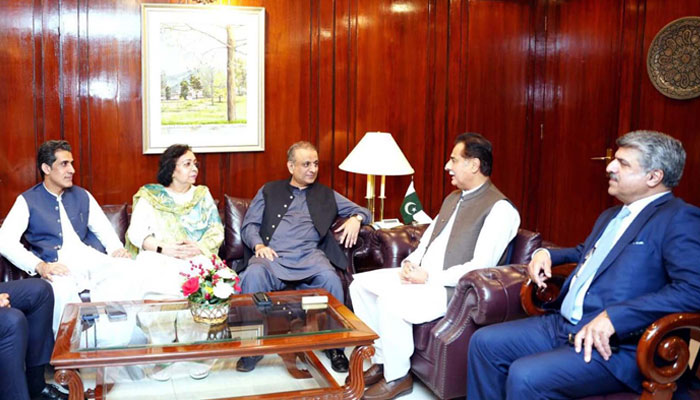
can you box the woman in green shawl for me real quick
[126,144,225,297]
[126,144,226,380]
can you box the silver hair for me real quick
[287,141,318,163]
[616,130,685,188]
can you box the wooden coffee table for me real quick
[51,289,378,400]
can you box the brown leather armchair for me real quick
[521,264,700,400]
[364,224,543,399]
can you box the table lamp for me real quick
[338,131,414,222]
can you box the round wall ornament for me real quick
[647,16,700,100]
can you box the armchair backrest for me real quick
[505,228,542,265]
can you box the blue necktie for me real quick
[560,207,631,324]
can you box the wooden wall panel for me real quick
[633,0,700,204]
[0,1,39,211]
[351,1,432,218]
[536,0,625,246]
[1,0,700,247]
[462,0,534,213]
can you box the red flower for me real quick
[181,277,200,297]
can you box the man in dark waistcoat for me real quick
[238,141,371,373]
[349,133,520,399]
[0,140,139,335]
[0,279,66,400]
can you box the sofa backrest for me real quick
[221,195,251,270]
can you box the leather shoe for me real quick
[345,363,384,386]
[236,355,263,372]
[31,384,68,400]
[324,348,349,373]
[363,374,413,400]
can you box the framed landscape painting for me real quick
[141,4,265,153]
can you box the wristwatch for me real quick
[354,214,364,222]
[156,246,163,254]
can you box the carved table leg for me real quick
[54,369,85,400]
[343,345,375,400]
[280,352,313,379]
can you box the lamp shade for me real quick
[338,132,414,176]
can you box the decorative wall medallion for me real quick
[647,16,700,100]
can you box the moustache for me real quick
[608,172,618,181]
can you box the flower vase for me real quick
[188,299,230,325]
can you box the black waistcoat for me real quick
[244,179,348,271]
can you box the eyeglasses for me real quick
[177,160,200,169]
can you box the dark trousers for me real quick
[0,279,55,400]
[467,313,629,400]
[240,263,344,302]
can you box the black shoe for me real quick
[31,384,68,400]
[324,348,349,373]
[236,355,263,372]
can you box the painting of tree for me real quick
[142,4,264,153]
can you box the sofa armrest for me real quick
[329,218,374,276]
[365,224,429,270]
[455,265,530,326]
[416,265,530,378]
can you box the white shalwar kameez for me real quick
[349,192,519,381]
[0,189,143,336]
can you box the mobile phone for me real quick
[252,292,271,307]
[81,306,100,322]
[105,303,127,321]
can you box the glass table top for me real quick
[71,293,350,352]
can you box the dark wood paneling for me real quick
[462,0,534,214]
[633,0,700,204]
[351,1,433,218]
[0,1,39,211]
[2,0,700,248]
[536,0,625,246]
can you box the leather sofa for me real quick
[364,224,543,399]
[0,196,374,307]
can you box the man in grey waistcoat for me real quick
[349,133,520,399]
[238,141,371,373]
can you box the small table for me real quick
[51,289,378,400]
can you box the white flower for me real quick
[216,267,236,280]
[213,281,234,299]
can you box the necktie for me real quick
[560,207,631,324]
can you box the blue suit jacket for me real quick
[548,193,700,391]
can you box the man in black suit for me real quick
[0,279,66,400]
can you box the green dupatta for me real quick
[125,184,224,258]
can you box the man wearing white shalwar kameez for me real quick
[0,141,142,336]
[350,133,520,400]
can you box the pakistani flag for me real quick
[400,181,432,224]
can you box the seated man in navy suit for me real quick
[467,130,700,399]
[0,279,66,400]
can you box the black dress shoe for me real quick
[236,355,263,372]
[31,384,68,400]
[324,348,349,373]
